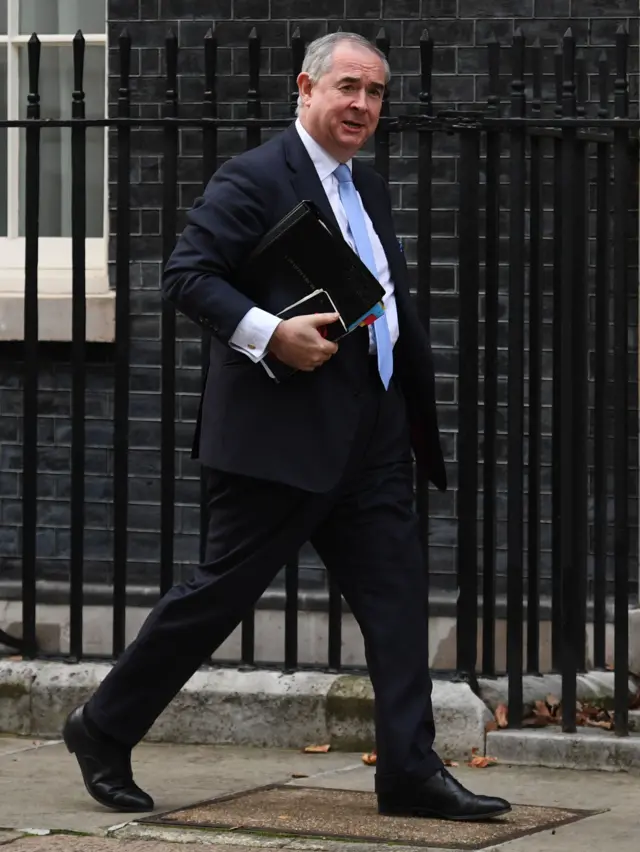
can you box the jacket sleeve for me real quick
[162,156,275,345]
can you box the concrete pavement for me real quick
[0,734,637,851]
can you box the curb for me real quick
[0,661,491,760]
[110,822,430,852]
[487,728,640,772]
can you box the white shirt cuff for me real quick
[229,307,282,362]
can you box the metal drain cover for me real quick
[141,783,600,850]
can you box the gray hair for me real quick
[295,32,390,115]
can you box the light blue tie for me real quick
[334,164,393,390]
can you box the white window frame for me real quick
[0,0,113,340]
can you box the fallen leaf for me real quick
[495,703,509,729]
[585,718,614,730]
[468,754,498,768]
[362,751,377,766]
[522,714,553,727]
[303,744,331,753]
[443,759,459,767]
[546,694,560,713]
[534,699,552,719]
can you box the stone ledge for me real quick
[0,661,490,760]
[0,290,115,342]
[487,727,640,772]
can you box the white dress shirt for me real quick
[228,118,399,362]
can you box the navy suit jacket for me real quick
[163,123,446,494]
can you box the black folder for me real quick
[259,288,344,382]
[241,199,385,334]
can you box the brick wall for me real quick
[0,0,637,597]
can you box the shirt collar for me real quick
[295,118,353,182]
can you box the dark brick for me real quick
[129,450,163,476]
[409,73,475,103]
[572,0,638,14]
[327,19,402,43]
[435,377,456,403]
[83,530,114,560]
[286,19,328,42]
[345,0,383,16]
[109,0,140,20]
[139,49,161,75]
[130,367,161,393]
[129,476,162,502]
[459,0,533,14]
[519,18,589,45]
[179,506,201,534]
[161,0,231,17]
[178,394,200,421]
[590,18,637,45]
[420,0,459,14]
[234,0,272,18]
[128,504,162,531]
[109,46,142,77]
[109,20,169,48]
[536,0,571,13]
[130,421,162,449]
[141,209,161,235]
[0,527,19,556]
[0,472,19,497]
[84,477,114,501]
[128,531,162,560]
[405,18,474,47]
[272,0,345,17]
[141,0,159,16]
[129,392,162,419]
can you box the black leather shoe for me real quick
[62,706,154,812]
[377,769,511,821]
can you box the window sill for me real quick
[0,273,115,342]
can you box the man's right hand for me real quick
[267,312,340,372]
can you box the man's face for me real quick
[297,43,386,162]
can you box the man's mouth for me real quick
[343,120,364,130]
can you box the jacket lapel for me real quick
[282,124,341,231]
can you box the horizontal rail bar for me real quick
[1,116,640,131]
[0,34,106,45]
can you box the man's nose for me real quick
[350,89,367,110]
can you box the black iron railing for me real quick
[0,24,637,735]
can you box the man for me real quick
[63,32,510,822]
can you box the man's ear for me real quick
[297,72,313,107]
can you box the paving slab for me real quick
[0,739,360,837]
[0,737,50,757]
[0,838,260,851]
[140,784,596,850]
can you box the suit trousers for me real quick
[86,363,443,783]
